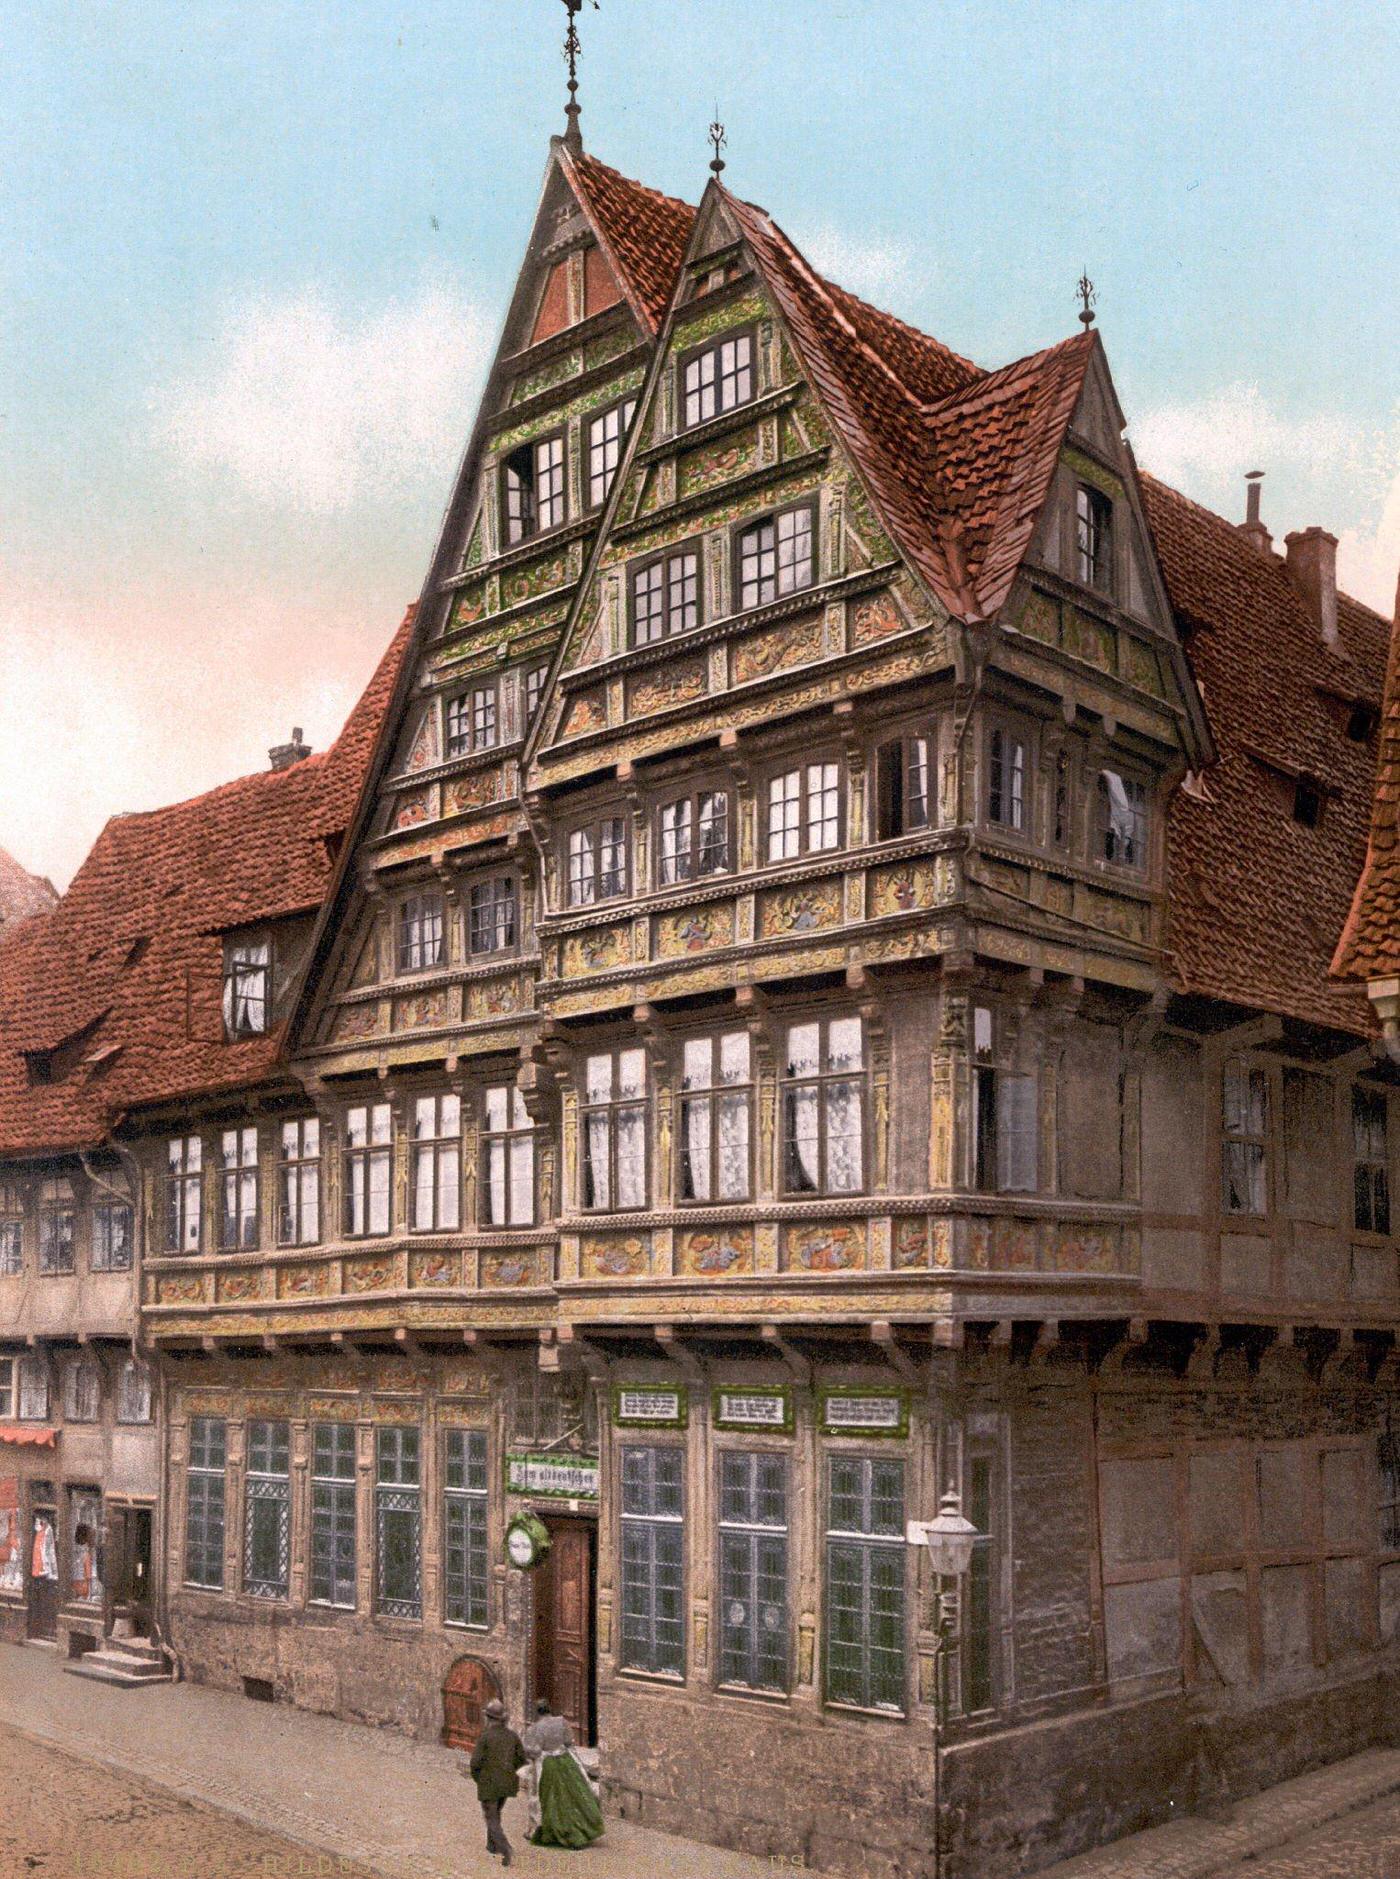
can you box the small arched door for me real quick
[441,1655,501,1751]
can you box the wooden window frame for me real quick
[243,1417,291,1601]
[276,1117,321,1248]
[972,1004,1038,1195]
[91,1197,133,1272]
[218,1124,260,1253]
[984,722,1030,836]
[443,1427,490,1630]
[823,1451,907,1715]
[618,1443,686,1677]
[1353,1086,1391,1236]
[677,1028,754,1205]
[733,499,818,613]
[481,1084,537,1229]
[586,395,638,510]
[780,1014,867,1198]
[468,873,519,958]
[396,890,445,975]
[166,1136,203,1255]
[501,428,566,546]
[309,1422,357,1610]
[716,1447,790,1694]
[656,785,733,886]
[873,726,937,841]
[374,1426,423,1620]
[1094,766,1150,872]
[445,679,500,761]
[343,1101,393,1239]
[37,1176,75,1276]
[581,1045,649,1212]
[628,542,702,648]
[1221,1056,1269,1218]
[222,934,271,1038]
[566,816,630,907]
[1075,483,1114,595]
[678,326,756,431]
[764,754,845,864]
[184,1416,227,1591]
[410,1093,462,1234]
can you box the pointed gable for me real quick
[562,150,695,333]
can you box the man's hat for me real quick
[484,1698,506,1719]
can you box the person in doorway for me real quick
[468,1697,526,1867]
[522,1699,605,1850]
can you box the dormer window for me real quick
[1096,770,1147,869]
[397,892,444,973]
[223,936,270,1037]
[737,504,815,611]
[1292,779,1324,828]
[682,331,754,428]
[503,433,565,545]
[1075,484,1113,593]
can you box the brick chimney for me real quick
[1284,528,1340,650]
[268,727,312,772]
[1237,470,1271,553]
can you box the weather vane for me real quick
[1076,269,1097,328]
[709,108,727,176]
[562,0,599,151]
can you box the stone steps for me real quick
[65,1638,171,1688]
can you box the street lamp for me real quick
[908,1493,982,1879]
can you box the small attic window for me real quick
[1292,780,1325,828]
[124,936,150,968]
[1347,703,1379,743]
[1075,484,1113,594]
[503,434,565,545]
[223,935,271,1037]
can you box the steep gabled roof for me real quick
[0,613,411,1157]
[563,149,695,334]
[1143,478,1389,1034]
[1332,577,1400,984]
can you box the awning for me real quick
[0,1427,57,1447]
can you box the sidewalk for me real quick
[0,1642,770,1879]
[1034,1743,1400,1879]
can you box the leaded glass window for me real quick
[344,1103,392,1237]
[91,1199,133,1271]
[244,1418,290,1600]
[620,1446,684,1675]
[483,1085,535,1228]
[376,1427,422,1619]
[825,1455,905,1712]
[310,1423,357,1609]
[219,1125,259,1251]
[277,1118,320,1246]
[38,1177,75,1275]
[185,1416,226,1590]
[411,1094,461,1232]
[582,1048,647,1211]
[782,1018,865,1196]
[167,1136,203,1253]
[444,1429,489,1629]
[718,1451,788,1692]
[1222,1058,1268,1217]
[679,1031,751,1203]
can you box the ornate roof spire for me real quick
[709,109,727,177]
[561,0,598,153]
[1076,269,1097,328]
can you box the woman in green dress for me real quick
[522,1701,605,1849]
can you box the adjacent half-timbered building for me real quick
[7,113,1399,1879]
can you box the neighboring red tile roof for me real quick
[1143,478,1389,1034]
[564,150,695,334]
[0,847,57,932]
[0,614,411,1157]
[1333,576,1400,983]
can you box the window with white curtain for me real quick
[767,760,841,862]
[678,1032,752,1202]
[781,1018,864,1195]
[482,1085,535,1228]
[411,1094,461,1232]
[222,936,271,1037]
[582,1048,648,1211]
[344,1103,392,1237]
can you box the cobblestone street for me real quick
[1209,1789,1400,1877]
[0,1725,381,1879]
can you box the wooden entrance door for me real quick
[27,1508,58,1640]
[441,1656,501,1751]
[532,1517,595,1745]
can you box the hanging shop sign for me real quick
[504,1452,601,1502]
[505,1511,552,1571]
[611,1385,688,1430]
[712,1386,793,1432]
[819,1387,909,1438]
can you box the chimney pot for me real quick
[1237,470,1272,553]
[1285,527,1340,650]
[268,728,313,772]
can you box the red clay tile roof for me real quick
[0,847,56,933]
[564,150,696,334]
[1143,477,1388,1034]
[0,613,411,1157]
[1332,575,1400,983]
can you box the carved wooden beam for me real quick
[870,1321,918,1381]
[761,1322,810,1387]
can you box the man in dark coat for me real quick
[468,1698,527,1866]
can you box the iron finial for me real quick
[709,110,727,177]
[1076,269,1097,328]
[561,0,598,153]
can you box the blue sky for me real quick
[3,0,1397,885]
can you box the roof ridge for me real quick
[922,328,1093,417]
[568,148,695,222]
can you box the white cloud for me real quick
[796,225,915,304]
[149,279,493,514]
[1130,384,1399,618]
